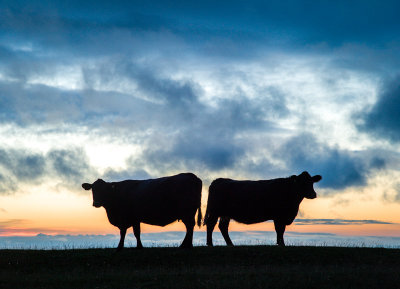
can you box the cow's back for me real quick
[117,173,202,226]
[207,177,296,224]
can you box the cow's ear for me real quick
[82,183,92,190]
[300,171,310,177]
[312,175,322,183]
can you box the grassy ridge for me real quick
[1,245,400,288]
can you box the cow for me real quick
[82,173,202,250]
[204,171,321,247]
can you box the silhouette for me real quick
[204,171,322,246]
[82,172,202,250]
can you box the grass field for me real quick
[1,245,400,288]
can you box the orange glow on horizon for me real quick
[2,185,400,238]
[2,222,400,238]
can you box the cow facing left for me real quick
[82,173,202,250]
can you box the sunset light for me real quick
[1,1,400,250]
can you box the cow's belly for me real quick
[232,215,272,225]
[133,202,197,226]
[141,216,178,227]
[225,206,298,225]
[232,215,296,225]
[229,209,274,224]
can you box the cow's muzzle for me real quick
[305,194,317,199]
[93,201,102,208]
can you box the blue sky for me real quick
[1,0,400,236]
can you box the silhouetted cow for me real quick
[204,171,321,246]
[82,173,202,250]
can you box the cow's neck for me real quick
[288,181,305,207]
[102,199,124,226]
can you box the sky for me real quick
[1,0,400,243]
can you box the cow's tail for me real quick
[195,174,203,228]
[203,180,214,226]
[203,207,209,226]
[197,205,202,227]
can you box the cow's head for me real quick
[293,171,322,199]
[82,179,112,208]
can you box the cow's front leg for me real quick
[273,220,286,246]
[117,227,127,251]
[133,223,143,249]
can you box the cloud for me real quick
[0,148,46,192]
[0,147,96,193]
[295,219,394,225]
[357,77,400,142]
[0,81,84,126]
[140,94,283,172]
[48,148,95,183]
[102,168,152,181]
[0,0,399,200]
[277,133,386,190]
[0,219,69,236]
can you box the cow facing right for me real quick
[204,171,322,247]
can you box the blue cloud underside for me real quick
[359,78,400,142]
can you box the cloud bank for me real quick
[0,0,400,201]
[2,230,400,249]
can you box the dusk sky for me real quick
[1,0,400,240]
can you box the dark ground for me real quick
[1,245,400,288]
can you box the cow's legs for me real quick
[206,215,218,246]
[219,217,234,246]
[274,220,286,246]
[180,217,195,248]
[117,227,127,251]
[132,223,143,249]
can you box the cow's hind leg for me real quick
[206,215,218,246]
[117,227,127,252]
[133,223,143,249]
[180,217,195,248]
[219,217,234,246]
[274,220,286,246]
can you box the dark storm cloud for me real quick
[357,77,400,143]
[2,0,400,60]
[278,133,386,190]
[0,147,96,193]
